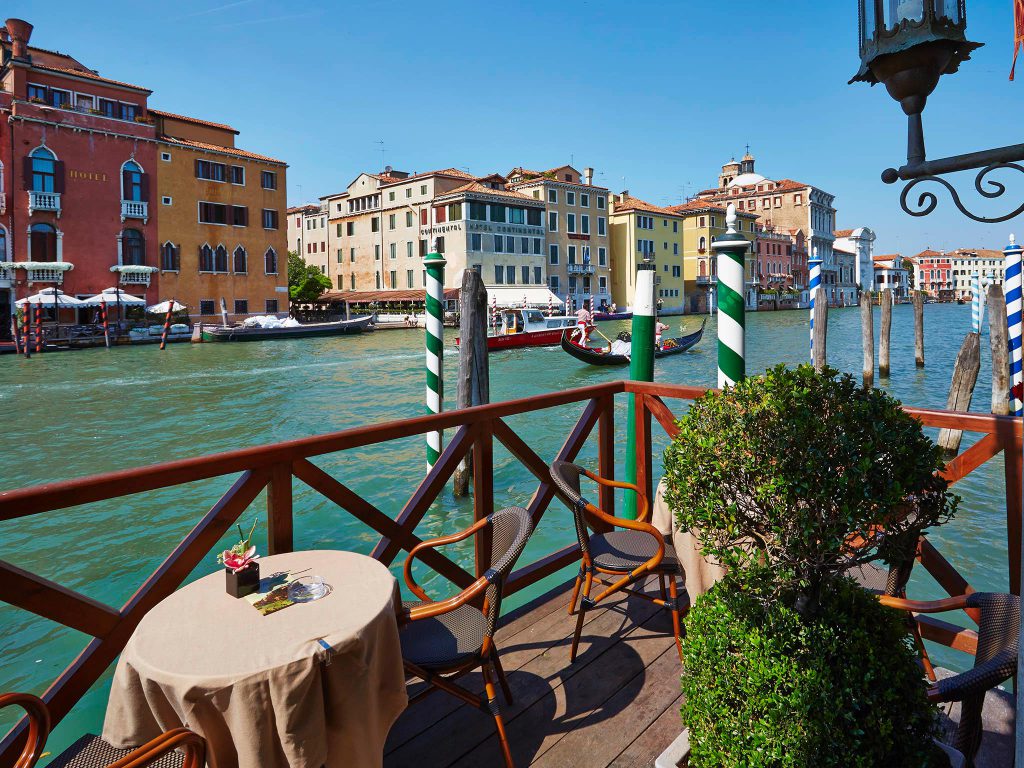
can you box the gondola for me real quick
[560,319,706,366]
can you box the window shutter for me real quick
[22,156,32,190]
[194,159,201,178]
[54,161,66,194]
[241,206,248,226]
[139,173,150,202]
[174,245,181,271]
[122,170,131,200]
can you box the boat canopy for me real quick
[487,287,563,308]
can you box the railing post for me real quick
[472,420,494,576]
[267,463,293,554]
[598,393,615,518]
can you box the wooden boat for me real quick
[592,310,633,321]
[201,315,373,342]
[456,308,581,351]
[560,319,706,366]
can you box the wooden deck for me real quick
[385,577,684,768]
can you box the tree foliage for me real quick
[663,364,957,607]
[287,251,332,304]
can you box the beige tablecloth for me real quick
[103,550,407,768]
[652,479,726,600]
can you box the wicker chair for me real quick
[878,592,1019,762]
[549,460,684,663]
[0,692,205,768]
[398,506,533,768]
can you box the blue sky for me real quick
[12,0,1023,254]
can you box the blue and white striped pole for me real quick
[1005,235,1023,416]
[808,248,822,364]
[971,272,982,333]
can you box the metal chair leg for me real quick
[567,567,583,615]
[482,662,515,768]
[491,649,514,704]
[570,568,594,663]
[658,574,667,602]
[668,575,683,662]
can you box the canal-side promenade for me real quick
[0,302,1009,759]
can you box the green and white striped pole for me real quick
[624,257,656,519]
[713,204,750,388]
[424,247,446,469]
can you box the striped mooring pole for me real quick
[808,248,823,364]
[1004,235,1023,416]
[971,272,982,333]
[623,258,656,519]
[713,204,751,388]
[424,247,447,468]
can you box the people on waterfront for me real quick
[575,306,593,343]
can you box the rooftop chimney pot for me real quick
[583,167,594,186]
[6,19,32,60]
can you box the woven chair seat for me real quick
[590,530,681,573]
[400,600,485,669]
[47,734,186,768]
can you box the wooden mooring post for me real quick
[988,283,1010,416]
[913,291,925,367]
[453,270,490,496]
[860,292,873,387]
[879,288,893,377]
[936,332,982,455]
[812,286,828,372]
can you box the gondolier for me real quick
[575,306,593,343]
[655,321,670,348]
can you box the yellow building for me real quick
[667,201,758,313]
[153,111,288,321]
[608,194,686,314]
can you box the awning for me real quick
[486,287,563,308]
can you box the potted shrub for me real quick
[218,517,260,598]
[661,364,959,767]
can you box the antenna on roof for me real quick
[376,139,385,171]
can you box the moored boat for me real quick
[456,308,582,351]
[592,311,633,321]
[560,319,706,366]
[201,315,373,342]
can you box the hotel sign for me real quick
[68,169,109,182]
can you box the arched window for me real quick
[161,242,179,271]
[199,244,214,272]
[214,245,228,273]
[30,223,57,262]
[30,147,57,192]
[698,260,706,277]
[0,226,8,262]
[264,247,278,275]
[122,229,145,265]
[233,246,247,274]
[122,160,144,202]
[698,236,707,252]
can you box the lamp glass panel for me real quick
[887,0,924,27]
[939,0,962,24]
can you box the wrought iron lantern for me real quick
[849,1,1024,222]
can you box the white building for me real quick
[871,255,909,300]
[286,203,329,275]
[949,248,1004,299]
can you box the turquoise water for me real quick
[0,303,1011,759]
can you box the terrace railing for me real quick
[0,380,1019,762]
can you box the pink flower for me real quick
[222,546,258,573]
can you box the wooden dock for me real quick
[386,577,683,768]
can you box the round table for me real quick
[103,550,408,768]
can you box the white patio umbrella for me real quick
[16,288,84,340]
[147,300,187,314]
[79,288,147,307]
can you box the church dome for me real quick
[729,172,766,188]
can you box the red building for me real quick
[912,248,953,298]
[0,18,158,332]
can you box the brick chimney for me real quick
[583,167,593,186]
[6,19,32,60]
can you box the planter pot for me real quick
[225,562,260,598]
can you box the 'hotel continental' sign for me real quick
[68,169,109,182]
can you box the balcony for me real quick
[696,275,717,285]
[28,191,61,216]
[121,200,149,223]
[567,263,594,275]
[111,264,159,286]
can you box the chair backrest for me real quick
[549,460,592,560]
[483,506,534,638]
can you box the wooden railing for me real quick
[0,380,1019,762]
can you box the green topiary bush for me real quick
[681,570,940,768]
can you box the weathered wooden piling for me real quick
[937,332,982,455]
[988,283,1010,416]
[913,291,925,367]
[812,286,828,372]
[879,288,892,377]
[860,292,874,387]
[453,270,490,496]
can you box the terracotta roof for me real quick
[666,200,725,215]
[439,181,539,201]
[149,109,238,135]
[287,204,320,214]
[395,167,476,184]
[912,249,944,259]
[158,135,285,165]
[612,195,681,217]
[31,63,150,93]
[873,254,902,261]
[833,229,854,238]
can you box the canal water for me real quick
[0,303,1011,759]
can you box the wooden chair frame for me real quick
[0,693,205,768]
[398,516,518,768]
[564,468,685,662]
